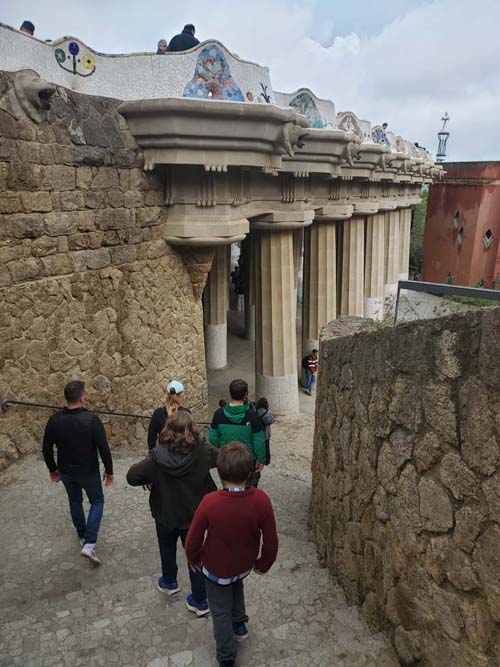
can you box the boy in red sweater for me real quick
[185,442,278,667]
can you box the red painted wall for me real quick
[423,162,500,287]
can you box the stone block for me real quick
[85,248,111,270]
[389,378,422,432]
[8,258,42,282]
[68,232,103,251]
[482,473,500,523]
[60,191,85,211]
[136,207,162,227]
[41,254,74,277]
[472,525,500,621]
[460,379,500,475]
[85,191,107,210]
[440,453,479,500]
[124,191,143,208]
[43,211,76,237]
[76,166,93,190]
[7,163,41,190]
[111,245,138,265]
[91,167,119,190]
[144,190,165,206]
[21,192,52,213]
[462,598,495,652]
[11,214,44,239]
[418,476,453,533]
[0,193,22,214]
[39,165,76,191]
[422,383,457,445]
[413,431,442,472]
[31,236,59,258]
[107,190,124,208]
[96,208,131,231]
[454,506,486,553]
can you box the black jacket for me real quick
[168,30,200,52]
[147,406,191,450]
[127,439,218,530]
[42,407,113,476]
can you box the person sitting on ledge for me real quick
[157,38,168,54]
[20,20,35,36]
[168,24,200,52]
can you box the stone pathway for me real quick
[0,452,397,667]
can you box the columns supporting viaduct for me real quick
[120,98,436,415]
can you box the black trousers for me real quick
[206,578,248,663]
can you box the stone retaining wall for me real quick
[310,309,500,666]
[0,71,212,469]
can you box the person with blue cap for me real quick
[148,380,189,450]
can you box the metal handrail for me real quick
[394,280,500,325]
[1,399,210,426]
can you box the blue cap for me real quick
[20,20,35,34]
[166,380,184,394]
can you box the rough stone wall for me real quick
[310,309,500,666]
[0,71,212,469]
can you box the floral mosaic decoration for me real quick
[372,126,391,148]
[288,91,324,129]
[338,113,363,140]
[183,45,244,101]
[54,42,96,77]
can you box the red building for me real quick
[423,162,500,288]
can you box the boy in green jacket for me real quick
[208,379,266,487]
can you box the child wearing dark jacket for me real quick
[127,410,218,617]
[185,442,278,667]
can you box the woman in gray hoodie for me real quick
[127,410,218,617]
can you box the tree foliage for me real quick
[409,188,428,276]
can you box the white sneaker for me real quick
[81,543,101,566]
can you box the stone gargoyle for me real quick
[13,69,56,123]
[278,121,309,158]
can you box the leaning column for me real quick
[341,216,365,316]
[254,227,300,415]
[398,207,412,281]
[302,221,336,355]
[364,213,386,320]
[384,210,401,299]
[204,245,228,369]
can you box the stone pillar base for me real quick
[256,372,299,415]
[364,297,384,321]
[205,323,227,369]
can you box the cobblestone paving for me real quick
[0,453,398,667]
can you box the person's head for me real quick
[160,409,199,452]
[217,442,254,486]
[256,397,269,411]
[157,39,168,53]
[183,24,196,35]
[229,379,248,403]
[312,348,318,357]
[219,398,227,408]
[64,380,86,406]
[382,122,388,130]
[20,20,35,36]
[165,380,184,416]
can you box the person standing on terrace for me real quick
[157,39,168,54]
[20,20,35,36]
[168,24,200,52]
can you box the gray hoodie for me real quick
[257,407,274,440]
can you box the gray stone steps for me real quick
[0,454,397,666]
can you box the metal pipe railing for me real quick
[1,399,210,426]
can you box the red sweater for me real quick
[185,488,278,578]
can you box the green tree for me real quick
[409,187,428,276]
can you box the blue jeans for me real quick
[155,521,206,603]
[305,369,316,392]
[60,470,104,545]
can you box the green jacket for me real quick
[208,403,266,464]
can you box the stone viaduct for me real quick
[0,24,439,464]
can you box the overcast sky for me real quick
[3,0,499,161]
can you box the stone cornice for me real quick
[119,98,309,172]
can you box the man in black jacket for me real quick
[42,380,113,565]
[168,24,200,52]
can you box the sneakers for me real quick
[233,622,249,642]
[185,593,210,617]
[157,576,180,596]
[80,543,101,566]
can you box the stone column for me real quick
[204,245,228,369]
[364,213,386,320]
[384,210,401,299]
[242,235,255,341]
[302,221,336,354]
[292,229,303,312]
[341,217,365,316]
[398,207,412,281]
[255,229,299,415]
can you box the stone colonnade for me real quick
[203,205,414,413]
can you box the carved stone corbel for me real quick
[277,121,308,157]
[13,69,56,124]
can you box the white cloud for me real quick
[2,0,499,160]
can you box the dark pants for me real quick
[265,439,271,465]
[247,470,260,488]
[155,521,206,603]
[206,578,248,663]
[60,470,104,545]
